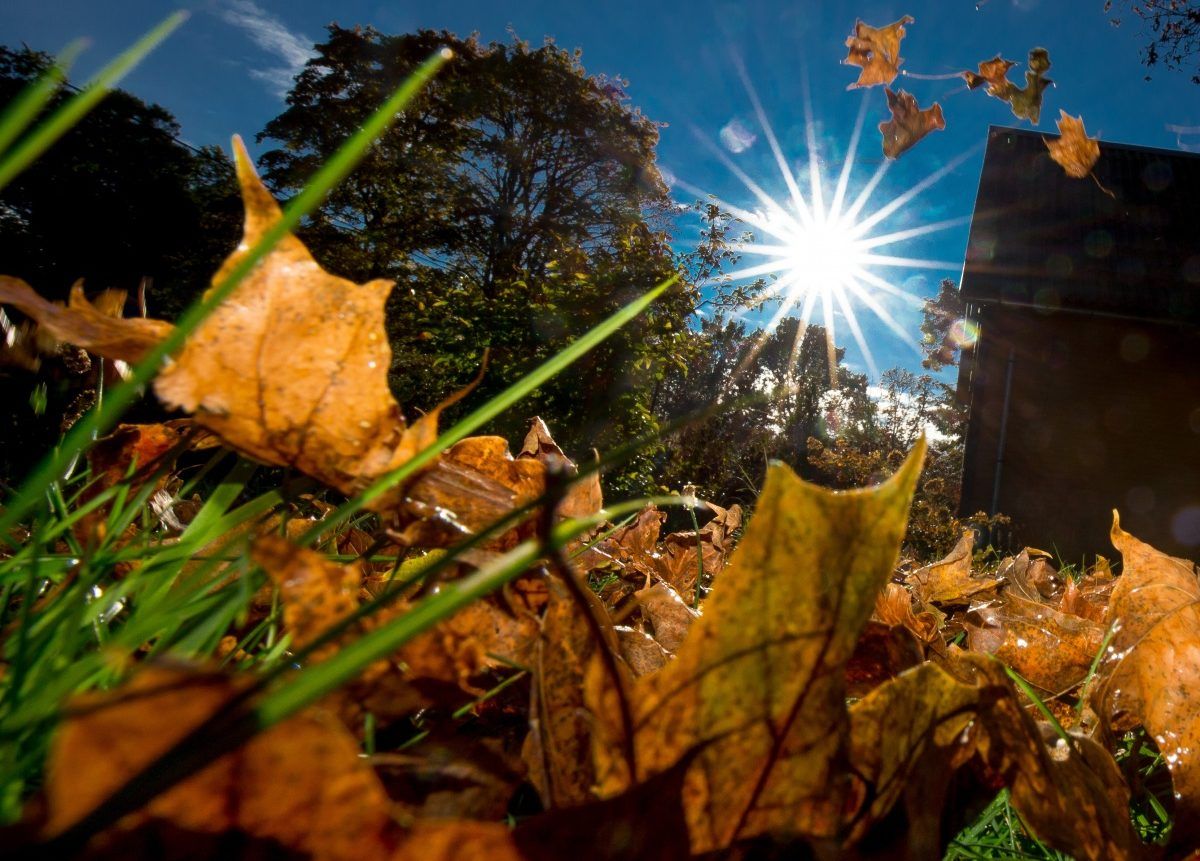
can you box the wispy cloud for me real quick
[215,0,314,96]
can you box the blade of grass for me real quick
[0,14,186,192]
[0,39,87,157]
[0,46,451,539]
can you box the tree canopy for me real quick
[257,27,716,492]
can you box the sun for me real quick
[676,56,978,381]
[761,208,866,303]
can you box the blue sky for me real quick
[2,0,1198,378]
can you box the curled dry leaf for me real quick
[588,439,925,852]
[0,277,172,364]
[872,581,945,655]
[40,666,395,861]
[523,577,602,808]
[843,15,915,89]
[253,535,538,723]
[879,88,945,160]
[1091,511,1200,849]
[845,653,1141,860]
[966,47,1053,124]
[656,502,742,598]
[518,416,603,521]
[154,136,454,502]
[906,530,1001,607]
[1045,109,1102,178]
[964,54,1018,92]
[634,581,697,653]
[965,591,1106,694]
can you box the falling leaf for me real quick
[906,530,1001,606]
[588,440,925,852]
[845,653,1140,860]
[40,666,395,861]
[0,277,172,364]
[966,47,1053,124]
[963,54,1018,92]
[843,16,915,90]
[1045,110,1101,178]
[878,88,945,160]
[1091,511,1200,849]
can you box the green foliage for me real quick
[256,27,721,494]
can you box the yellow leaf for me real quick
[589,439,926,851]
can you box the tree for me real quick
[257,27,720,493]
[0,46,242,484]
[1105,0,1200,83]
[919,277,966,371]
[0,47,241,315]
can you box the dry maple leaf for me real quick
[967,47,1054,124]
[878,88,945,160]
[843,15,915,89]
[153,136,453,501]
[963,54,1018,93]
[0,276,172,364]
[587,439,926,852]
[37,666,395,861]
[965,591,1106,694]
[845,653,1141,860]
[1045,109,1102,178]
[1090,511,1200,849]
[906,530,1001,606]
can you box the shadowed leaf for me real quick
[843,16,915,89]
[589,440,926,852]
[878,88,945,160]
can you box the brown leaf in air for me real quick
[40,666,395,861]
[906,530,1001,606]
[967,47,1053,124]
[0,276,172,364]
[879,88,945,160]
[1091,511,1200,848]
[843,16,915,89]
[1046,110,1102,178]
[964,54,1018,92]
[845,653,1141,860]
[588,440,925,852]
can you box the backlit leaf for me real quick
[843,16,915,90]
[878,88,945,160]
[589,439,925,852]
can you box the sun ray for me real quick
[861,253,961,270]
[832,282,880,379]
[732,51,813,228]
[829,91,870,223]
[856,214,973,250]
[686,61,975,385]
[850,142,982,237]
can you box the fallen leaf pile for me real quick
[4,132,1189,858]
